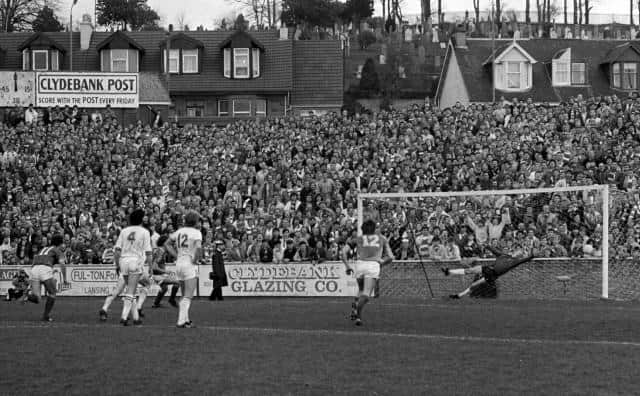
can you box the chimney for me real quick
[79,14,93,51]
[279,24,288,40]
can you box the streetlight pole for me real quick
[491,0,496,104]
[70,0,77,71]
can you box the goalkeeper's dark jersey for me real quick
[152,248,168,275]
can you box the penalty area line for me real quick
[2,321,640,348]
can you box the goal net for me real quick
[355,185,627,300]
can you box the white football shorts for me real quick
[355,260,380,279]
[175,259,197,281]
[119,258,144,276]
[30,265,54,282]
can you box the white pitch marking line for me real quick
[2,322,640,348]
[239,299,640,313]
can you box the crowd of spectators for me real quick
[1,93,640,266]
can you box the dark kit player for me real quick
[24,235,69,321]
[442,245,535,299]
[342,220,394,326]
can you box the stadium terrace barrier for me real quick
[1,260,638,300]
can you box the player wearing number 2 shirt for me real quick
[113,209,152,326]
[341,219,394,326]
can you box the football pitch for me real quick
[1,297,639,395]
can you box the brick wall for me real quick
[379,259,640,300]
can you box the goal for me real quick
[357,185,614,300]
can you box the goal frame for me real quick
[357,185,610,299]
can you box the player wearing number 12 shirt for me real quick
[341,219,394,326]
[165,211,203,328]
[113,209,152,326]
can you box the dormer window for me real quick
[96,31,144,73]
[162,49,179,73]
[552,48,587,86]
[483,41,536,93]
[603,43,640,90]
[22,49,60,71]
[612,62,637,90]
[33,50,48,70]
[18,33,64,71]
[234,48,250,78]
[182,50,198,73]
[160,33,203,74]
[111,49,128,72]
[220,30,264,80]
[506,62,522,89]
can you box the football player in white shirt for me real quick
[113,209,152,326]
[166,211,203,328]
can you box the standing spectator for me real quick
[209,240,228,301]
[24,104,38,125]
[259,239,273,263]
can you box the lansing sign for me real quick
[36,72,138,108]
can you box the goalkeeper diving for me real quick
[442,244,535,299]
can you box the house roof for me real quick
[482,41,537,65]
[601,42,640,64]
[444,38,639,104]
[219,30,265,50]
[0,29,342,102]
[159,32,204,49]
[96,30,146,52]
[17,32,65,52]
[291,40,343,107]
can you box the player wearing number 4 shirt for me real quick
[113,209,152,326]
[165,211,203,328]
[341,219,394,326]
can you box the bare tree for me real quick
[578,0,582,24]
[537,0,542,22]
[227,0,274,28]
[473,0,480,23]
[421,0,431,29]
[573,0,577,24]
[525,0,530,23]
[564,0,567,23]
[0,0,60,32]
[584,0,592,24]
[631,0,634,25]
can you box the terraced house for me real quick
[436,33,640,108]
[0,16,343,125]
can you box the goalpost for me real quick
[357,185,610,299]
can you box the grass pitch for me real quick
[1,297,639,395]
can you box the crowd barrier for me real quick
[1,259,638,300]
[0,262,359,298]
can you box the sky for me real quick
[60,0,633,30]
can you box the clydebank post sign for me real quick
[36,72,138,108]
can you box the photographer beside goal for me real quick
[442,244,535,299]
